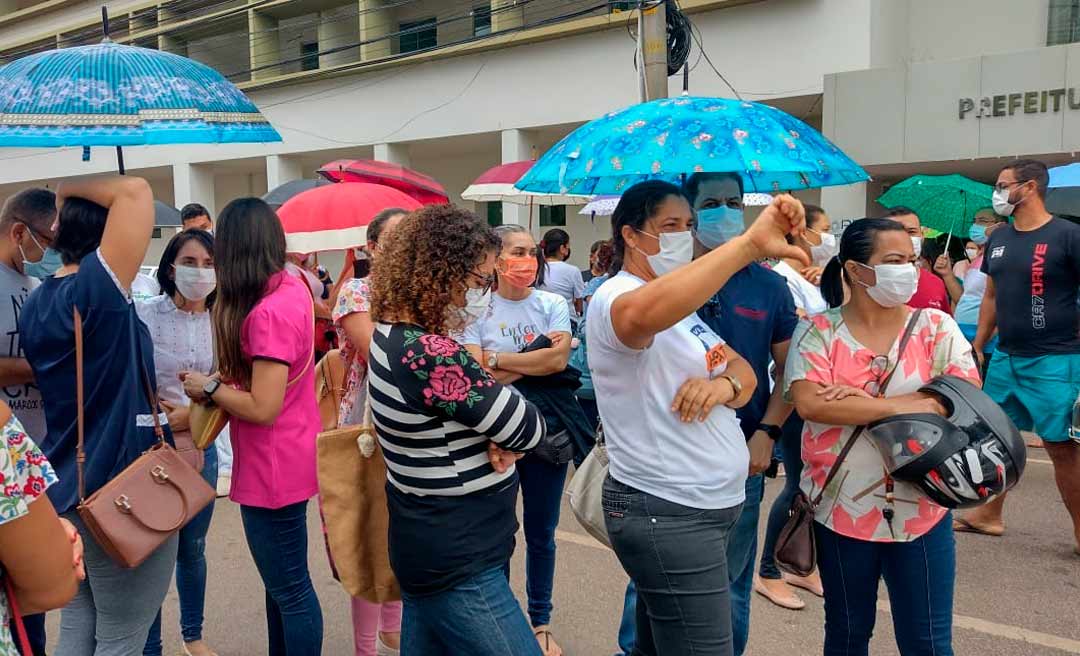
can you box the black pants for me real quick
[602,476,742,656]
[12,613,46,656]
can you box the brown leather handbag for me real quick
[73,308,216,569]
[774,309,922,577]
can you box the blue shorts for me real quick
[983,351,1080,442]
[957,323,998,353]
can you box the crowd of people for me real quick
[0,156,1076,656]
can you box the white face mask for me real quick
[452,287,490,329]
[910,236,923,258]
[965,247,979,261]
[636,230,694,277]
[174,265,216,301]
[809,230,838,267]
[855,262,918,308]
[991,187,1022,217]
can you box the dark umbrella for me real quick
[262,178,331,209]
[154,201,181,228]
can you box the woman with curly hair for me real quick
[368,205,545,655]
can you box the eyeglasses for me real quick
[973,215,999,226]
[993,180,1025,192]
[468,270,495,293]
[862,355,890,396]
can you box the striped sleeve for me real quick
[389,327,543,453]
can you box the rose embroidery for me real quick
[425,365,471,403]
[23,475,45,498]
[419,334,460,359]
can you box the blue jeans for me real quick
[401,566,541,656]
[144,447,218,654]
[726,475,764,656]
[241,500,323,656]
[603,476,742,656]
[507,454,568,627]
[815,515,955,656]
[616,582,637,656]
[759,416,804,579]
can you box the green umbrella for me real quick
[878,174,994,247]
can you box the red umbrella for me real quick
[277,182,422,254]
[317,159,449,205]
[462,160,588,206]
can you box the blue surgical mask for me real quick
[20,230,62,280]
[969,224,988,245]
[694,206,745,249]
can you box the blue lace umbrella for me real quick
[0,19,280,170]
[516,96,867,195]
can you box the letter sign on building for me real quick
[959,88,1080,119]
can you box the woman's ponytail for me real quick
[820,256,845,308]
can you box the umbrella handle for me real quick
[115,146,125,175]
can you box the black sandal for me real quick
[534,628,556,655]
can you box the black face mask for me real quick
[353,259,371,279]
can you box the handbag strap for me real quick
[810,309,923,507]
[74,306,165,503]
[3,571,31,656]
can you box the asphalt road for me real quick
[47,449,1080,655]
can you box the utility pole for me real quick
[638,1,668,102]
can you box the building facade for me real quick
[0,0,1076,267]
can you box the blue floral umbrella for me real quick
[516,96,868,196]
[0,26,280,170]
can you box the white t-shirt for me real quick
[0,262,44,440]
[586,272,748,510]
[771,261,828,315]
[538,260,585,322]
[462,289,571,352]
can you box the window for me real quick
[609,1,637,13]
[300,41,319,71]
[473,5,491,37]
[539,205,566,227]
[486,202,503,227]
[399,17,437,53]
[1048,0,1080,45]
[152,228,162,239]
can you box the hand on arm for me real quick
[670,346,757,422]
[0,358,34,387]
[790,380,945,426]
[488,331,572,377]
[612,195,807,349]
[60,176,154,290]
[181,360,288,426]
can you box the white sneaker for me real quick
[216,474,231,498]
[376,636,400,656]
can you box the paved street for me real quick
[48,451,1080,655]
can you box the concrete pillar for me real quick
[158,33,186,56]
[359,0,393,61]
[820,182,868,234]
[265,155,304,190]
[501,128,535,228]
[318,6,358,68]
[491,0,523,33]
[173,163,217,217]
[249,10,281,80]
[374,142,410,166]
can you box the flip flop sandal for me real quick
[953,517,1004,537]
[534,629,561,656]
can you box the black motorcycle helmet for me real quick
[866,375,1026,509]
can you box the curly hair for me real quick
[369,204,499,335]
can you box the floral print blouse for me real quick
[0,412,57,656]
[784,308,980,542]
[332,277,372,426]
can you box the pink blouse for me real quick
[231,271,320,509]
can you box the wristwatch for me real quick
[203,378,221,399]
[758,423,783,441]
[486,352,499,369]
[721,374,742,400]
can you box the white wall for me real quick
[827,42,1080,167]
[186,31,250,80]
[906,0,1048,64]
